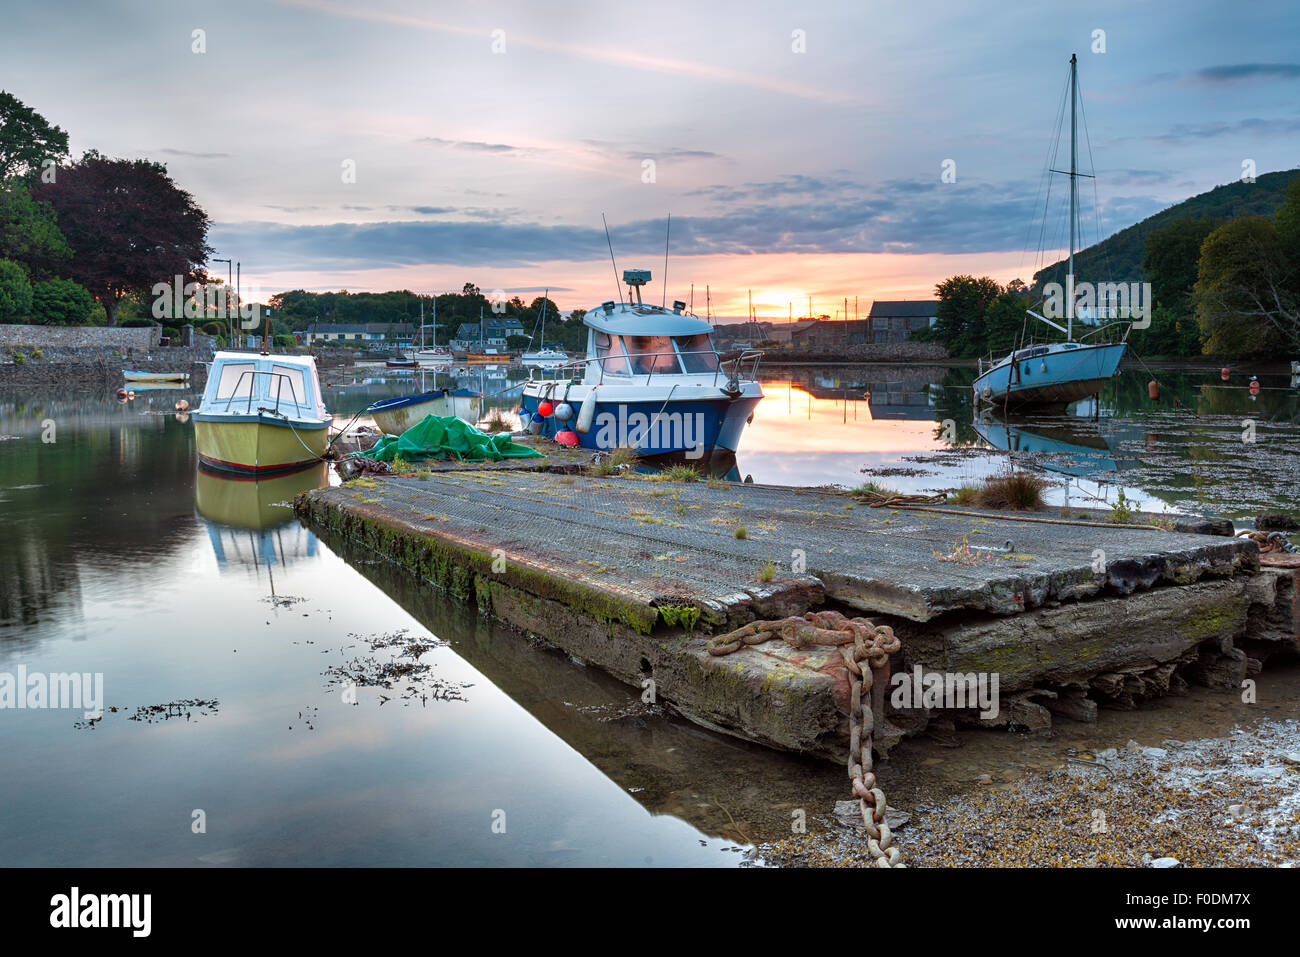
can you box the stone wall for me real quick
[0,323,162,350]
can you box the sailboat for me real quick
[414,295,453,364]
[464,306,499,363]
[521,290,568,366]
[972,53,1129,411]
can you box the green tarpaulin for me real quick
[358,414,544,463]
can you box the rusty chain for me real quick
[707,609,904,867]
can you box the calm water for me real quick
[2,361,1297,866]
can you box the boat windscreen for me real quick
[593,331,631,375]
[214,362,255,400]
[624,335,681,375]
[271,364,308,409]
[674,334,718,373]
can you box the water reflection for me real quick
[195,465,327,576]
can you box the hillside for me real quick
[1031,168,1299,291]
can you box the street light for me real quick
[211,257,232,347]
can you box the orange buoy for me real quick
[1249,378,1260,395]
[1148,380,1160,400]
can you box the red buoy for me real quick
[1249,379,1260,395]
[538,401,554,417]
[1220,367,1230,381]
[1148,380,1160,400]
[554,430,580,447]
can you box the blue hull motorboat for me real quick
[520,268,763,458]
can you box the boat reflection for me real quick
[972,409,1130,476]
[194,464,327,574]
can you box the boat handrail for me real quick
[208,369,314,418]
[1076,321,1132,344]
[526,349,763,389]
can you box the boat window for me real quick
[214,362,255,400]
[594,331,631,375]
[674,334,718,373]
[271,364,307,408]
[624,335,681,375]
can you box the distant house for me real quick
[450,317,526,350]
[302,322,416,347]
[790,319,868,349]
[866,301,939,344]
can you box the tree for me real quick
[1193,216,1298,356]
[0,258,33,320]
[1142,217,1219,322]
[0,91,69,182]
[32,153,212,325]
[932,275,1003,357]
[0,181,69,274]
[29,277,94,324]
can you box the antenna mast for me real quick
[1068,52,1077,341]
[662,214,671,307]
[602,214,621,304]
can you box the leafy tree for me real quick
[1142,217,1220,322]
[0,258,33,320]
[29,277,94,324]
[984,287,1032,355]
[0,181,69,274]
[932,275,1002,357]
[1193,216,1297,356]
[0,91,69,181]
[32,152,212,325]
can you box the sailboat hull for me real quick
[972,342,1126,409]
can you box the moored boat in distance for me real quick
[124,370,190,382]
[193,352,330,476]
[520,268,763,459]
[972,53,1129,411]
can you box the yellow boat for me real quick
[193,352,331,476]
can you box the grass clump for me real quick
[734,525,748,540]
[971,468,1047,511]
[587,447,641,477]
[482,408,512,433]
[853,480,896,498]
[649,463,700,483]
[948,483,979,505]
[757,561,776,582]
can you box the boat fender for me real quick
[528,412,545,434]
[1148,380,1159,400]
[575,389,597,434]
[982,386,993,400]
[554,402,574,421]
[538,401,554,417]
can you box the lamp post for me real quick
[211,257,232,347]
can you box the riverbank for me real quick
[760,716,1300,867]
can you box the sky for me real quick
[3,0,1299,319]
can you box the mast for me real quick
[1068,52,1077,341]
[419,296,424,350]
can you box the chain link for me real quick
[708,609,904,867]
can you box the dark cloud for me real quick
[416,137,529,153]
[157,149,231,158]
[1148,116,1300,143]
[214,171,1161,273]
[1190,63,1300,83]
